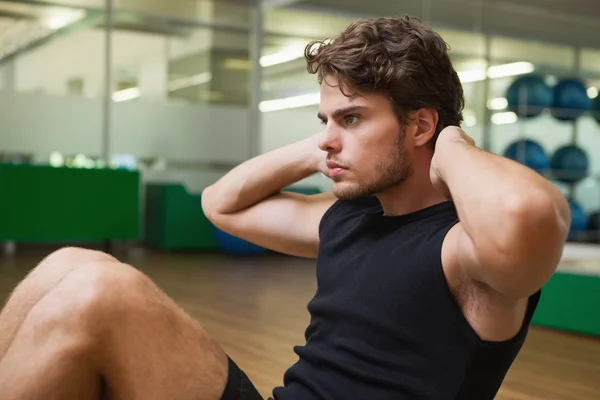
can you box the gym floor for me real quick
[0,246,599,399]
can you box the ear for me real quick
[412,108,439,147]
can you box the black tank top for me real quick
[272,196,541,400]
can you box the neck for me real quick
[375,160,447,217]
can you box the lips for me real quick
[326,160,347,178]
[326,160,344,169]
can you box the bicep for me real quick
[207,191,337,258]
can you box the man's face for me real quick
[317,77,412,200]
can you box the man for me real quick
[0,15,569,400]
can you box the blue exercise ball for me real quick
[506,75,553,118]
[551,78,592,121]
[503,139,550,174]
[550,145,589,183]
[211,226,267,256]
[591,95,600,124]
[568,199,588,239]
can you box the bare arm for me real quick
[201,134,336,258]
[432,127,571,299]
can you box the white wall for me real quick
[0,90,249,160]
[260,106,320,153]
[0,89,249,193]
[111,100,249,163]
[260,105,331,191]
[0,91,103,156]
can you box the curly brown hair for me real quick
[305,15,464,144]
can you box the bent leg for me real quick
[0,247,116,359]
[0,263,107,400]
[0,248,234,400]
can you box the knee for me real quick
[21,261,148,353]
[14,246,117,296]
[29,257,149,335]
[40,246,117,268]
[6,247,151,348]
[23,246,119,290]
[62,260,148,315]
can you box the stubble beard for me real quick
[332,127,412,200]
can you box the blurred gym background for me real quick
[0,0,598,398]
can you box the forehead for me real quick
[318,78,391,116]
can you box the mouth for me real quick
[326,160,347,178]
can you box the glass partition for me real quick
[0,0,105,166]
[108,1,255,193]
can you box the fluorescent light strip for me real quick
[458,69,487,83]
[491,111,517,125]
[260,39,335,68]
[464,115,477,127]
[260,45,305,67]
[487,97,508,110]
[112,87,140,102]
[45,9,87,30]
[459,61,534,84]
[259,92,320,112]
[112,72,213,102]
[167,72,212,92]
[487,62,534,78]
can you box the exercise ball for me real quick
[589,211,600,231]
[591,94,600,124]
[550,78,591,121]
[568,199,588,239]
[211,226,267,256]
[550,145,589,183]
[503,139,550,174]
[506,75,553,118]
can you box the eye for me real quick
[344,114,359,125]
[319,119,327,125]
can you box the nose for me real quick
[318,126,342,153]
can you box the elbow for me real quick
[502,190,570,248]
[201,185,219,223]
[496,191,568,285]
[505,188,570,240]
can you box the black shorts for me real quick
[220,356,272,400]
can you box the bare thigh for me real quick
[95,260,230,400]
[0,247,230,400]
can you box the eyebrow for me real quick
[317,105,366,121]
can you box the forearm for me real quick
[202,136,320,215]
[436,137,569,262]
